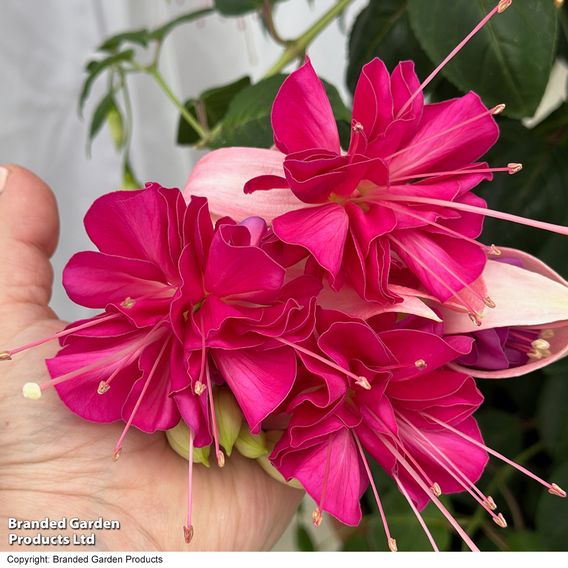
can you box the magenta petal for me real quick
[63,251,166,309]
[273,428,367,526]
[273,204,349,278]
[213,346,296,433]
[272,58,340,154]
[244,174,289,194]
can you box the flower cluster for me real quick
[3,0,568,552]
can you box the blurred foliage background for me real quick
[82,0,568,551]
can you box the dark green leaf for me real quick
[480,120,568,271]
[149,8,214,41]
[177,76,252,145]
[408,0,558,118]
[534,102,568,146]
[557,3,568,63]
[295,524,316,551]
[79,50,135,114]
[214,0,287,17]
[209,74,351,149]
[477,408,522,457]
[98,29,150,52]
[346,0,433,94]
[536,461,568,550]
[538,365,568,458]
[88,92,117,150]
[506,530,545,551]
[341,531,370,551]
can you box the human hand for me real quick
[0,165,303,551]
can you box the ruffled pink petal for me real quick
[184,147,301,221]
[63,251,166,309]
[213,346,296,433]
[272,57,340,154]
[273,204,349,278]
[273,428,367,526]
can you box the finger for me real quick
[0,164,59,309]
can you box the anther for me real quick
[548,483,567,498]
[532,339,550,351]
[508,162,523,175]
[112,448,122,462]
[121,297,136,309]
[468,312,483,326]
[312,507,323,527]
[491,103,506,115]
[486,496,497,510]
[352,121,364,133]
[355,376,372,390]
[540,329,555,340]
[497,0,513,13]
[0,351,12,361]
[22,382,42,400]
[388,537,398,552]
[492,513,507,528]
[183,525,194,544]
[431,482,442,496]
[415,359,428,370]
[194,381,206,396]
[216,450,225,468]
[97,380,110,395]
[489,244,501,256]
[484,296,496,308]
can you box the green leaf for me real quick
[149,8,214,41]
[98,29,150,52]
[79,50,135,114]
[88,92,117,149]
[480,119,568,269]
[506,530,545,551]
[295,524,316,551]
[538,364,568,458]
[347,0,433,94]
[209,74,351,149]
[477,408,522,457]
[536,461,568,550]
[214,0,287,16]
[408,0,558,119]
[177,76,252,146]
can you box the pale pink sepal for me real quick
[183,147,301,221]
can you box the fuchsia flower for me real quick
[185,0,568,325]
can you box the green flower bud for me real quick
[214,388,243,456]
[235,424,269,459]
[166,420,211,467]
[256,430,303,490]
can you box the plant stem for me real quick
[263,0,355,77]
[147,66,209,140]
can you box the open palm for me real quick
[0,165,302,551]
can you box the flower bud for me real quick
[235,424,269,459]
[214,388,243,457]
[166,420,211,467]
[256,431,303,489]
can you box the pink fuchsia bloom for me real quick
[168,203,319,469]
[270,310,491,551]
[438,248,568,378]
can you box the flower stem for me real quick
[263,0,355,77]
[147,66,209,140]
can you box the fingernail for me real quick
[0,166,8,194]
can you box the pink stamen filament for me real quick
[314,435,333,526]
[378,434,480,551]
[395,476,440,551]
[387,106,502,164]
[275,337,371,387]
[113,341,169,457]
[379,200,496,255]
[425,413,566,496]
[397,1,510,118]
[379,194,568,237]
[388,234,482,322]
[184,428,195,544]
[399,421,502,523]
[353,433,396,551]
[206,363,224,467]
[390,166,515,184]
[4,313,120,358]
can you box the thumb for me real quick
[0,165,60,340]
